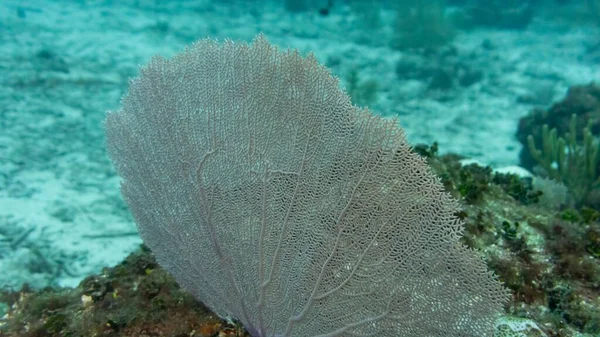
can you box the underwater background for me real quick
[1,0,599,336]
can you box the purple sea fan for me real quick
[105,34,509,337]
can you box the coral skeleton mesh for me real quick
[105,34,509,337]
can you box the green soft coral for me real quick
[527,114,600,207]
